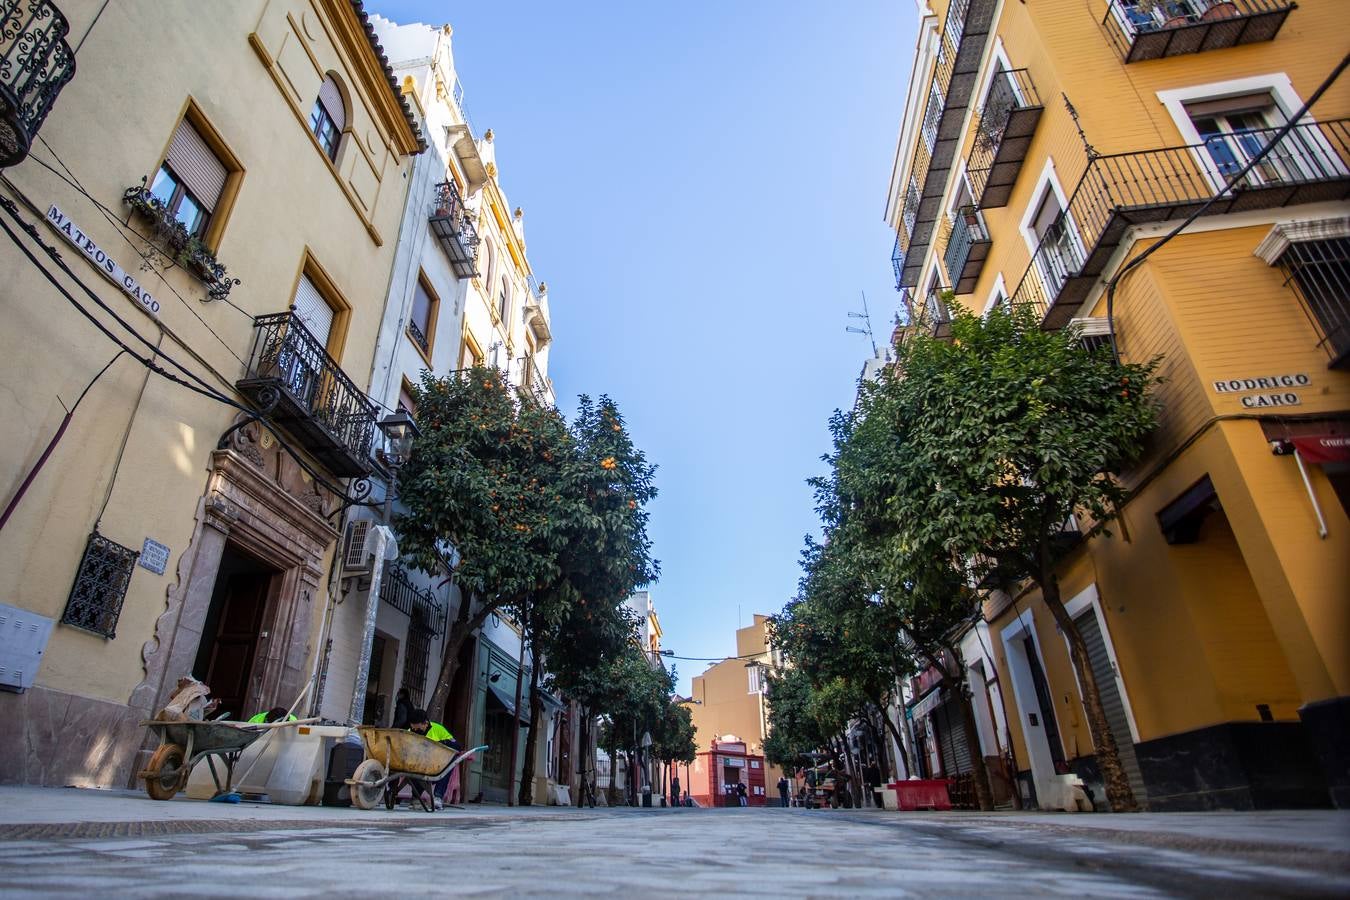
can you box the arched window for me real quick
[310,76,346,161]
[498,275,511,321]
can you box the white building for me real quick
[315,16,559,795]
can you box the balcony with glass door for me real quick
[966,67,1043,209]
[236,310,379,477]
[1012,118,1350,328]
[1102,0,1294,64]
[943,206,993,295]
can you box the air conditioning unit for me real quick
[342,518,374,574]
[1070,316,1115,354]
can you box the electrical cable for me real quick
[94,334,159,531]
[0,350,124,534]
[0,201,363,507]
[1104,52,1350,365]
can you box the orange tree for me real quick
[517,396,659,805]
[396,366,580,718]
[834,304,1160,812]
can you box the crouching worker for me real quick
[248,707,296,723]
[409,708,459,809]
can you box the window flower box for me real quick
[123,181,240,302]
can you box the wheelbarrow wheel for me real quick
[145,743,187,801]
[351,760,386,810]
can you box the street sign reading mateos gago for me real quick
[46,205,161,317]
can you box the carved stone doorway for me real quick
[130,421,340,779]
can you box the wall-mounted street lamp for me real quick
[377,409,421,522]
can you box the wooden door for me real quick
[204,570,271,720]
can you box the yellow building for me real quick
[0,0,421,787]
[885,0,1348,809]
[683,615,784,805]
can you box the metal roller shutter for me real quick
[933,696,973,776]
[165,119,226,211]
[292,274,334,347]
[1074,609,1147,805]
[318,77,346,132]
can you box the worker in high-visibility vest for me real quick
[408,708,458,809]
[247,706,296,724]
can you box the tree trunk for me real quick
[1039,563,1139,812]
[879,703,912,778]
[507,626,527,807]
[517,626,544,807]
[428,590,512,717]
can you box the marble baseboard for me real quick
[0,685,144,789]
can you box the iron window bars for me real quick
[61,530,138,639]
[1278,237,1350,369]
[0,0,76,168]
[379,564,447,638]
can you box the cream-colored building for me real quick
[0,0,421,787]
[682,615,784,805]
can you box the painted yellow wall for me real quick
[0,0,414,705]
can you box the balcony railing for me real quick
[380,565,446,637]
[1013,118,1350,328]
[237,310,379,477]
[904,287,954,341]
[406,318,429,354]
[429,180,479,278]
[891,0,997,290]
[966,67,1043,209]
[943,206,992,294]
[0,0,76,168]
[515,355,553,406]
[1102,0,1294,64]
[891,231,907,291]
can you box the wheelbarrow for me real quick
[137,718,315,801]
[346,726,486,811]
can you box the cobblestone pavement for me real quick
[0,805,1347,898]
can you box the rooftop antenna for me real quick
[846,291,878,356]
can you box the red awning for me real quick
[1293,434,1350,465]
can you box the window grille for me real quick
[1279,238,1350,367]
[400,607,433,708]
[61,531,139,638]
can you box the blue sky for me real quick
[371,1,915,692]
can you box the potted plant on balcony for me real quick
[1134,0,1195,29]
[124,178,239,302]
[1199,0,1238,21]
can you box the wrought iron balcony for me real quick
[237,310,379,477]
[943,206,992,295]
[0,0,76,168]
[515,355,553,406]
[429,180,479,278]
[891,0,997,291]
[891,231,907,291]
[1013,118,1350,328]
[905,287,954,341]
[966,67,1043,209]
[380,565,446,637]
[1102,0,1294,64]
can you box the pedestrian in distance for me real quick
[670,773,681,809]
[777,774,789,807]
[736,781,748,807]
[391,687,412,730]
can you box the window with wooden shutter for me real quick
[310,76,346,161]
[408,275,437,357]
[148,116,230,238]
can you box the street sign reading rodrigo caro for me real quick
[1212,373,1310,409]
[46,205,161,317]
